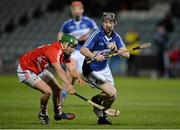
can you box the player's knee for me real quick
[109,94,116,102]
[112,90,117,99]
[47,80,61,94]
[107,89,117,99]
[109,91,116,98]
[44,89,52,97]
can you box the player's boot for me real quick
[54,112,75,121]
[97,116,112,125]
[38,113,50,125]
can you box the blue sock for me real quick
[61,90,68,101]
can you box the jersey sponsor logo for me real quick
[99,42,104,46]
[36,56,49,72]
[81,24,88,28]
[94,49,111,56]
[36,56,43,72]
[37,56,43,63]
[69,25,75,30]
[70,28,90,39]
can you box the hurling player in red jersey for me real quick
[17,34,84,125]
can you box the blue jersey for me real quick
[83,27,125,72]
[60,16,97,50]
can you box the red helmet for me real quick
[71,1,83,8]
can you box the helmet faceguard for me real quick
[102,12,117,22]
[102,12,117,35]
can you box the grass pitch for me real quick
[0,75,180,129]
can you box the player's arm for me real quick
[81,47,105,62]
[118,47,130,59]
[52,62,75,94]
[80,30,99,60]
[80,30,105,61]
[80,47,96,60]
[65,61,85,85]
[115,36,130,59]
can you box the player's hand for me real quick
[94,54,105,62]
[108,42,118,52]
[66,85,75,95]
[76,76,86,86]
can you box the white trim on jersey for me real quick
[83,16,98,29]
[59,18,73,32]
[70,28,91,39]
[83,29,100,47]
[114,32,125,47]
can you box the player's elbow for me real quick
[126,52,130,58]
[80,47,86,55]
[121,52,130,59]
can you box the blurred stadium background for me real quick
[0,0,180,78]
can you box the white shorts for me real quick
[70,50,85,73]
[92,65,114,85]
[85,65,114,88]
[17,65,55,87]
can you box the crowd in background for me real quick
[0,0,180,78]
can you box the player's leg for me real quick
[87,66,116,124]
[33,80,52,125]
[21,75,52,124]
[96,84,116,125]
[17,65,52,124]
[40,70,75,120]
[91,84,116,125]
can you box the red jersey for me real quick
[19,41,70,74]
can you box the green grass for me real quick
[0,75,180,129]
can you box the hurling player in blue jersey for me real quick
[57,1,97,101]
[80,12,130,125]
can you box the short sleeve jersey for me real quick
[60,16,98,50]
[83,27,125,71]
[19,42,70,74]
